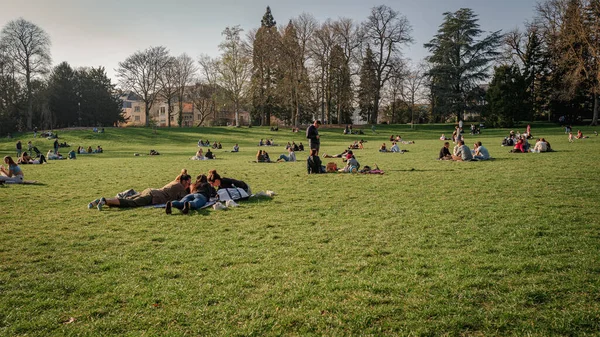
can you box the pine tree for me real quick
[358,47,377,122]
[485,64,528,127]
[425,8,502,122]
[251,6,280,125]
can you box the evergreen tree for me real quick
[425,8,503,122]
[78,67,124,126]
[357,47,378,122]
[485,64,529,127]
[47,62,78,128]
[250,6,281,125]
[329,44,352,124]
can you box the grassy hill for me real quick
[0,124,599,336]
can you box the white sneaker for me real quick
[254,191,268,197]
[266,190,276,197]
[213,202,227,210]
[225,200,239,207]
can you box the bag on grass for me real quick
[326,162,338,172]
[217,187,250,202]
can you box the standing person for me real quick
[0,156,24,183]
[16,140,22,158]
[33,127,37,138]
[306,120,321,155]
[53,139,59,154]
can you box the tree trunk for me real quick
[145,102,150,127]
[592,90,599,126]
[235,100,239,127]
[26,72,33,130]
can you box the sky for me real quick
[1,0,540,83]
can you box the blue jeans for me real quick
[278,154,289,161]
[172,194,207,210]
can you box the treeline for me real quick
[2,0,598,135]
[0,19,123,135]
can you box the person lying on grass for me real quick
[323,149,348,159]
[18,152,47,164]
[166,174,217,215]
[89,170,191,210]
[207,169,251,194]
[0,156,24,183]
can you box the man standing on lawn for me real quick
[306,120,321,155]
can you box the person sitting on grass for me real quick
[47,149,63,160]
[207,169,250,193]
[0,156,24,183]
[576,130,588,139]
[166,174,217,215]
[472,141,490,160]
[68,150,76,159]
[89,170,191,210]
[452,140,473,161]
[87,146,93,153]
[307,149,324,174]
[277,147,296,162]
[439,142,452,160]
[262,150,271,162]
[379,143,388,152]
[511,138,526,153]
[298,143,305,151]
[390,142,401,153]
[292,141,299,151]
[531,138,548,153]
[339,151,360,173]
[191,148,205,160]
[205,149,215,159]
[256,150,265,162]
[232,144,239,152]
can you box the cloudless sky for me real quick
[1,0,539,82]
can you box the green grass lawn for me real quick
[1,123,599,336]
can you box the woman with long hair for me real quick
[0,156,24,183]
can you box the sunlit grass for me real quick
[0,123,599,336]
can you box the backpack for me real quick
[217,187,250,202]
[326,162,337,172]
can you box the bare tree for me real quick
[309,21,335,123]
[117,46,170,126]
[401,64,426,127]
[362,5,413,124]
[218,26,251,127]
[198,54,221,122]
[0,18,51,129]
[188,81,213,126]
[174,53,197,127]
[158,56,177,127]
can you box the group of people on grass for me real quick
[438,141,490,161]
[87,169,250,214]
[191,147,216,160]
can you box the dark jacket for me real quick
[220,177,250,192]
[307,155,323,174]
